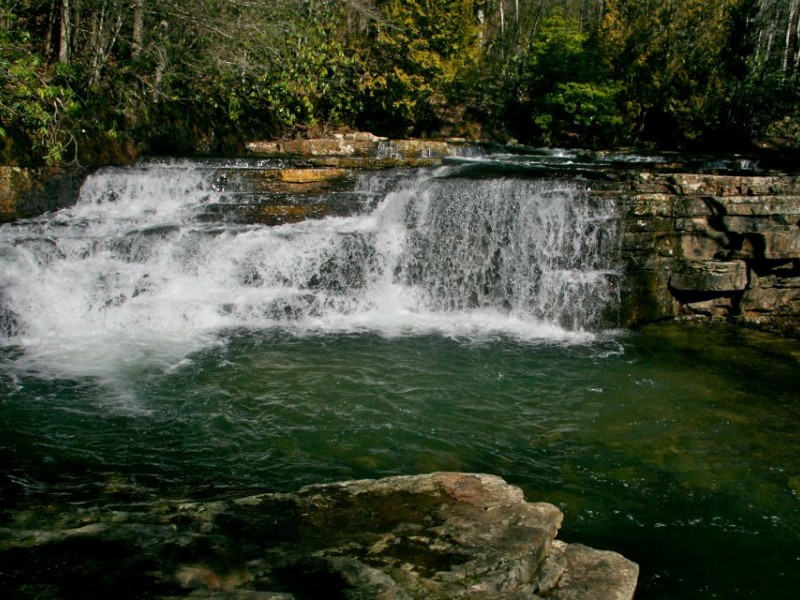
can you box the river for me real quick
[1,154,799,598]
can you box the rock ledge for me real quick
[0,472,637,599]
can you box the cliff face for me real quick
[612,174,800,333]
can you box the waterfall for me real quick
[0,161,619,377]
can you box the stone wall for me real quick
[611,173,800,333]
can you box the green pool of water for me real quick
[2,322,799,598]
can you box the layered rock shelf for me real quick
[0,472,638,599]
[245,132,463,167]
[612,173,800,333]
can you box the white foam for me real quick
[0,162,620,379]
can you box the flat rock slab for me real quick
[0,472,638,599]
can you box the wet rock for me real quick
[617,173,800,332]
[244,133,474,169]
[536,541,641,600]
[229,168,350,192]
[273,168,348,184]
[0,472,638,600]
[251,203,329,226]
[377,139,452,159]
[669,260,749,292]
[245,138,381,158]
[308,156,443,170]
[0,165,82,222]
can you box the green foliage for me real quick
[542,82,625,145]
[355,0,483,135]
[508,9,625,147]
[764,114,800,147]
[2,0,800,164]
[258,11,360,132]
[597,0,748,146]
[525,10,590,86]
[0,20,79,164]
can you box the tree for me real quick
[354,0,484,136]
[597,0,748,146]
[502,7,623,146]
[5,0,800,164]
[739,0,800,144]
[1,3,80,164]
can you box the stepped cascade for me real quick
[0,161,620,377]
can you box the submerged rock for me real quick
[0,472,638,599]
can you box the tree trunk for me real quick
[44,0,57,57]
[782,0,799,75]
[58,0,70,64]
[133,0,144,59]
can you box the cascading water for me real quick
[397,176,618,329]
[0,161,619,379]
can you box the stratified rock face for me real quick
[0,472,638,600]
[614,173,800,333]
[245,134,468,168]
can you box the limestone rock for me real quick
[308,156,443,169]
[0,165,82,221]
[0,166,29,220]
[271,472,566,599]
[251,204,328,225]
[669,260,749,292]
[333,131,387,143]
[758,231,800,260]
[245,138,379,157]
[382,139,452,159]
[619,172,800,330]
[273,168,347,184]
[244,134,470,167]
[0,472,638,600]
[538,541,640,600]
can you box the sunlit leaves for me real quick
[596,0,747,145]
[2,0,800,162]
[1,22,78,164]
[508,8,626,146]
[355,0,483,135]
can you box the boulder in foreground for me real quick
[0,472,638,599]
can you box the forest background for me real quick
[2,0,800,167]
